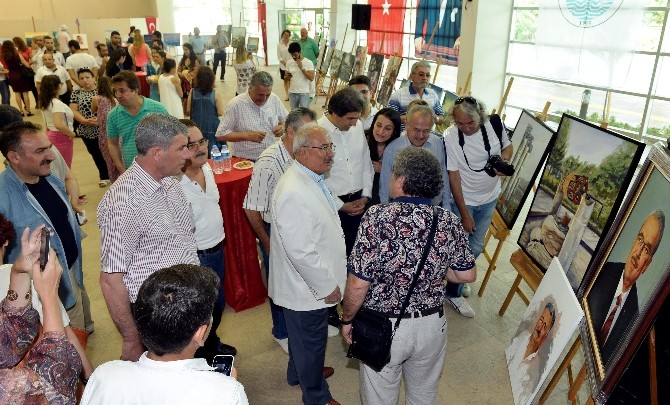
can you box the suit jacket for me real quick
[269,163,347,311]
[587,261,639,366]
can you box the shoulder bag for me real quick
[346,206,440,372]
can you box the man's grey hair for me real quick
[392,148,442,199]
[285,107,317,136]
[410,60,431,75]
[447,97,489,128]
[407,104,435,126]
[250,71,273,88]
[292,123,328,155]
[648,209,665,255]
[135,113,188,155]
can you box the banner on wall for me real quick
[367,0,406,57]
[145,17,157,34]
[414,0,461,66]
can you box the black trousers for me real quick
[81,136,109,181]
[338,189,364,255]
[212,51,227,79]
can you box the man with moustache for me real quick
[587,210,665,366]
[270,123,344,405]
[178,119,237,361]
[40,36,66,67]
[107,31,134,71]
[388,61,446,130]
[97,113,199,361]
[0,120,93,342]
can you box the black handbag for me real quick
[20,64,35,79]
[346,206,440,372]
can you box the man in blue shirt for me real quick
[190,27,207,65]
[388,61,446,130]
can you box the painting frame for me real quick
[230,27,246,49]
[376,55,402,107]
[247,37,259,53]
[580,141,670,402]
[338,52,355,82]
[497,110,558,229]
[517,113,644,291]
[367,53,384,102]
[328,49,343,80]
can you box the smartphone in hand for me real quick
[212,354,234,376]
[39,227,50,271]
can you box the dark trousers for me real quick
[284,307,333,405]
[260,222,288,339]
[338,189,364,255]
[212,51,227,79]
[198,244,225,350]
[81,136,109,181]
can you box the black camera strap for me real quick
[458,124,491,173]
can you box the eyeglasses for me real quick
[302,143,336,152]
[187,138,208,149]
[455,96,477,106]
[415,72,431,78]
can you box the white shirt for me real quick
[286,58,314,94]
[317,115,374,210]
[65,52,99,90]
[243,139,293,223]
[43,98,74,132]
[35,65,70,96]
[505,329,540,405]
[81,352,249,405]
[444,119,512,205]
[602,273,631,343]
[276,42,291,70]
[178,163,225,250]
[361,105,379,131]
[216,92,288,161]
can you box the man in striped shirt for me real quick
[98,113,198,362]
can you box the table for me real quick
[214,157,267,311]
[135,72,150,97]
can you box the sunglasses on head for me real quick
[455,96,477,106]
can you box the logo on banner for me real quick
[559,0,624,27]
[145,17,157,34]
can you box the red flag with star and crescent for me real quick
[367,0,406,57]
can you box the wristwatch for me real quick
[339,315,353,325]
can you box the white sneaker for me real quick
[447,296,476,318]
[328,325,339,337]
[274,337,289,354]
[462,284,471,298]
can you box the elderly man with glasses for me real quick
[388,60,446,130]
[443,96,513,318]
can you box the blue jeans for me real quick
[0,80,9,105]
[198,244,225,348]
[260,223,288,339]
[446,199,497,297]
[289,93,311,109]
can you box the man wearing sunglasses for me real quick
[443,96,513,318]
[388,61,446,131]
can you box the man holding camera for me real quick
[443,97,512,318]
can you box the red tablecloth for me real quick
[214,157,267,312]
[135,72,150,97]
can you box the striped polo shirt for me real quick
[106,97,167,168]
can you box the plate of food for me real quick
[233,161,254,170]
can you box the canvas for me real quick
[497,110,557,229]
[315,44,327,72]
[376,55,402,107]
[247,37,259,53]
[321,47,334,75]
[367,53,384,101]
[506,258,584,405]
[580,142,670,401]
[162,33,181,47]
[353,46,367,76]
[518,114,643,291]
[231,27,246,49]
[338,52,355,82]
[328,49,343,80]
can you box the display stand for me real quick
[478,210,510,296]
[538,337,585,405]
[498,249,543,316]
[322,25,349,108]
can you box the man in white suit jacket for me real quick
[269,123,346,405]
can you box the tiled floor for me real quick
[16,65,591,404]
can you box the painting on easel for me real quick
[497,110,557,229]
[328,49,343,80]
[315,44,327,72]
[353,45,367,76]
[506,258,584,405]
[367,53,384,101]
[376,55,402,107]
[518,114,643,292]
[580,142,670,401]
[321,47,334,75]
[338,52,355,82]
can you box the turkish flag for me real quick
[367,0,406,57]
[145,17,157,34]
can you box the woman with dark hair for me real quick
[12,37,39,106]
[146,48,166,101]
[365,108,401,205]
[187,66,223,155]
[277,29,292,101]
[178,43,200,114]
[92,76,120,182]
[105,48,128,77]
[39,75,76,166]
[71,68,110,187]
[158,59,184,119]
[0,40,33,116]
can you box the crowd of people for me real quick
[0,24,515,405]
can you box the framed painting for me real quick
[580,142,670,402]
[162,33,181,47]
[497,110,557,229]
[315,44,327,72]
[338,52,355,82]
[518,114,644,291]
[506,258,584,405]
[247,37,259,53]
[230,27,246,49]
[328,49,343,80]
[376,55,402,106]
[353,45,367,76]
[367,53,384,101]
[74,33,89,49]
[321,47,334,75]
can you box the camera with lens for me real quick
[484,155,515,177]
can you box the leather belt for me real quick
[197,240,223,255]
[338,189,362,203]
[398,306,444,319]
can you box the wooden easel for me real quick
[478,210,510,296]
[499,249,543,316]
[323,25,349,108]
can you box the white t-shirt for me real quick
[286,58,314,94]
[444,119,512,205]
[43,98,75,132]
[65,52,98,90]
[233,61,256,95]
[35,65,70,96]
[178,163,225,250]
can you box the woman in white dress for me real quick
[277,29,292,101]
[158,58,184,119]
